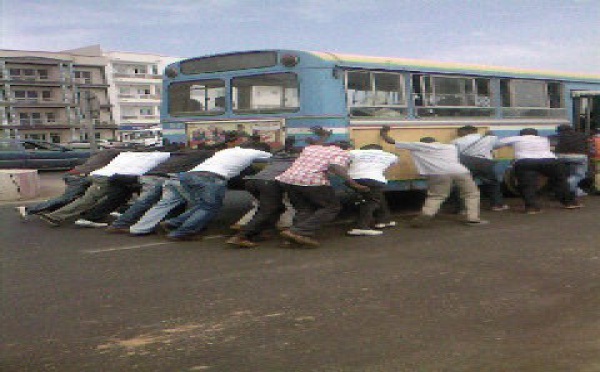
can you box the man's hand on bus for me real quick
[379,125,395,144]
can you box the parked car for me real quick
[66,139,118,150]
[0,139,91,170]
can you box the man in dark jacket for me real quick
[552,124,590,197]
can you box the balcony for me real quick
[121,115,160,121]
[113,73,162,80]
[118,94,160,100]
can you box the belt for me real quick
[187,171,227,181]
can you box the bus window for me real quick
[232,73,299,113]
[500,79,566,118]
[413,74,493,118]
[169,79,225,116]
[347,71,407,117]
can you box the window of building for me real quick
[152,65,158,75]
[346,71,407,117]
[412,74,494,117]
[134,66,147,75]
[42,91,52,101]
[9,68,21,77]
[74,71,92,83]
[23,69,35,78]
[38,69,48,79]
[19,113,29,125]
[46,112,56,123]
[169,79,226,116]
[500,79,565,118]
[31,113,42,125]
[140,107,153,116]
[232,73,299,114]
[50,133,61,143]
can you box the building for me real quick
[104,50,180,141]
[0,45,181,144]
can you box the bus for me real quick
[160,50,600,190]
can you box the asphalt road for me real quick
[1,180,599,371]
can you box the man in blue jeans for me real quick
[105,149,216,233]
[129,142,272,241]
[552,124,590,197]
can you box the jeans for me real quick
[111,176,166,228]
[27,174,91,214]
[513,158,575,208]
[422,173,481,221]
[129,178,187,234]
[163,172,228,238]
[241,180,286,239]
[283,184,341,237]
[556,154,589,196]
[353,179,391,229]
[46,176,118,222]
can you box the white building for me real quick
[104,50,180,140]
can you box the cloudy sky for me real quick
[1,0,598,73]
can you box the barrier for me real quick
[0,170,40,201]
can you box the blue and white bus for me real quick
[160,50,600,189]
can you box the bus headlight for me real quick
[281,54,299,67]
[165,66,179,78]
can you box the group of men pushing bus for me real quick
[16,124,595,248]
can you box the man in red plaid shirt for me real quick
[276,127,369,246]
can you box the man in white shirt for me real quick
[130,143,272,240]
[380,126,488,227]
[495,128,581,214]
[346,144,399,236]
[451,125,508,211]
[38,152,170,227]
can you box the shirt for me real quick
[90,152,171,177]
[347,149,398,184]
[553,131,589,155]
[68,149,121,175]
[276,145,351,186]
[245,152,298,181]
[451,134,498,159]
[188,147,272,180]
[495,135,556,160]
[393,142,469,175]
[145,149,215,177]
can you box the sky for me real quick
[0,0,599,74]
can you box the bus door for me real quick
[572,91,600,134]
[185,119,284,149]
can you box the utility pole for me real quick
[84,91,99,153]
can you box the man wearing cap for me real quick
[380,126,487,227]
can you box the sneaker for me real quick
[491,205,510,212]
[229,223,243,230]
[38,213,61,227]
[15,206,29,221]
[525,207,542,215]
[75,219,109,228]
[280,229,320,247]
[373,221,397,229]
[464,219,490,226]
[105,226,131,234]
[563,203,583,209]
[109,211,122,218]
[410,214,433,228]
[347,229,384,236]
[226,235,258,248]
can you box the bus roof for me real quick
[307,51,600,83]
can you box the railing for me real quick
[113,73,162,79]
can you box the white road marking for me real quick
[83,235,229,254]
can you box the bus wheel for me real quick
[502,167,548,196]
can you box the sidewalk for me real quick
[0,171,65,206]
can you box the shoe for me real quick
[38,213,61,227]
[109,211,122,218]
[525,207,542,215]
[410,214,433,228]
[75,219,109,228]
[347,229,383,236]
[230,223,243,230]
[491,205,510,212]
[226,235,258,248]
[280,230,320,247]
[105,226,131,234]
[464,219,490,226]
[15,206,29,221]
[156,221,175,235]
[373,221,396,229]
[563,203,583,209]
